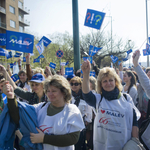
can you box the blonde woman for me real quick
[81,60,140,150]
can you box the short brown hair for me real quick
[70,76,82,85]
[44,75,72,103]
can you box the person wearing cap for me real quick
[0,65,48,105]
[2,75,85,150]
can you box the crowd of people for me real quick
[0,50,149,150]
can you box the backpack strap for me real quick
[98,95,103,109]
[41,102,47,108]
[123,93,127,101]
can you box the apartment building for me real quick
[0,0,30,33]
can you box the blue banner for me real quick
[143,49,149,56]
[35,40,44,55]
[6,30,34,53]
[127,49,132,55]
[49,62,56,69]
[39,36,51,47]
[0,33,6,46]
[11,74,20,82]
[90,71,95,77]
[84,9,106,30]
[33,58,40,63]
[23,57,26,62]
[110,55,118,63]
[38,54,44,59]
[146,43,150,54]
[83,57,93,64]
[89,45,102,56]
[65,67,74,75]
[14,52,22,57]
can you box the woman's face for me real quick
[46,86,65,106]
[123,73,131,83]
[89,82,94,91]
[70,81,81,93]
[19,73,27,83]
[101,76,115,92]
[30,82,43,94]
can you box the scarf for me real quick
[72,89,83,107]
[102,87,120,101]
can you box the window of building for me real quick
[9,5,15,14]
[10,20,16,28]
[19,26,24,32]
[18,1,23,9]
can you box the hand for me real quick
[18,59,21,66]
[26,53,30,64]
[45,66,52,77]
[2,81,14,99]
[30,128,44,143]
[76,69,81,73]
[132,50,140,67]
[81,60,91,75]
[92,60,96,66]
[119,62,123,71]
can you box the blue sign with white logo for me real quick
[0,33,6,46]
[11,74,19,82]
[6,30,34,53]
[84,9,106,30]
[143,49,149,56]
[89,45,102,56]
[2,93,7,104]
[49,62,56,69]
[65,67,74,75]
[56,49,64,58]
[83,57,93,64]
[36,40,44,55]
[39,36,51,47]
[33,58,40,63]
[90,71,95,77]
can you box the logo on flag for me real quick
[65,67,74,75]
[49,62,56,69]
[6,30,34,53]
[90,71,95,77]
[11,74,19,82]
[39,36,51,47]
[36,40,44,55]
[110,55,118,63]
[0,33,6,46]
[38,54,44,59]
[33,58,40,63]
[89,45,102,56]
[83,57,93,64]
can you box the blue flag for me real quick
[39,36,51,47]
[110,55,118,63]
[33,58,40,63]
[2,93,7,104]
[65,67,74,75]
[0,33,6,46]
[14,52,22,57]
[49,62,56,69]
[90,71,95,77]
[66,61,69,65]
[6,51,12,59]
[11,74,19,82]
[6,30,34,53]
[83,57,93,64]
[118,61,121,65]
[10,63,14,68]
[84,9,106,30]
[127,49,132,54]
[35,40,44,55]
[23,57,26,62]
[89,45,102,56]
[38,54,44,59]
[143,49,148,56]
[0,48,8,57]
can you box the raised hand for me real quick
[132,50,140,67]
[81,60,91,75]
[2,81,14,99]
[0,65,7,76]
[26,53,30,64]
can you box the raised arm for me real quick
[133,50,150,98]
[81,60,91,94]
[26,53,32,80]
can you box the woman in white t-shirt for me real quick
[122,70,138,105]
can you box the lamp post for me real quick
[146,0,149,67]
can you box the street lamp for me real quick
[146,0,149,67]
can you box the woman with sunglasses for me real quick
[81,60,140,150]
[70,76,92,150]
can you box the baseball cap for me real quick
[29,73,45,83]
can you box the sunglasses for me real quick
[70,83,80,86]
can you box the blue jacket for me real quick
[0,101,43,150]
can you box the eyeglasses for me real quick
[70,83,80,86]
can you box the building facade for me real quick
[0,0,29,33]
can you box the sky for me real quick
[24,0,150,65]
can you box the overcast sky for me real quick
[24,0,150,63]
